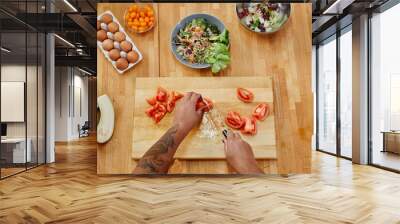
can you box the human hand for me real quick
[173,92,204,136]
[223,131,264,174]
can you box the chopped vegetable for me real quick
[237,87,254,103]
[196,97,213,112]
[225,111,245,129]
[145,87,184,123]
[252,103,270,121]
[241,116,257,135]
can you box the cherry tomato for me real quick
[241,116,257,135]
[225,111,244,129]
[146,96,157,106]
[156,87,168,102]
[252,103,270,121]
[237,87,254,103]
[196,97,213,112]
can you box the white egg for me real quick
[101,22,108,31]
[113,41,120,50]
[107,32,114,40]
[120,51,127,58]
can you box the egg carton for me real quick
[97,10,143,74]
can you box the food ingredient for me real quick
[237,87,254,103]
[241,116,257,135]
[125,4,155,33]
[97,30,107,41]
[225,111,244,129]
[102,39,114,51]
[116,58,129,70]
[145,87,184,123]
[109,49,120,61]
[101,13,113,24]
[114,32,126,42]
[97,21,101,30]
[108,22,119,33]
[237,3,288,33]
[196,97,213,112]
[97,94,114,143]
[173,18,230,73]
[120,40,132,52]
[252,103,270,121]
[127,51,139,63]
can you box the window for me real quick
[317,36,337,154]
[340,29,352,158]
[370,3,400,171]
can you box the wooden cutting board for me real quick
[132,77,276,159]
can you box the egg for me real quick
[102,39,114,51]
[101,13,113,24]
[100,22,108,31]
[120,51,127,58]
[114,32,126,42]
[97,20,100,30]
[108,22,119,33]
[116,58,129,70]
[106,32,114,40]
[113,41,121,50]
[97,30,107,42]
[127,50,139,64]
[108,49,120,61]
[120,40,132,52]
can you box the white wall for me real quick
[54,67,89,141]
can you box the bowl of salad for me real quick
[171,14,230,73]
[236,3,291,34]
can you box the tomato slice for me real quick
[237,88,254,103]
[171,91,184,102]
[196,97,213,112]
[146,96,157,106]
[225,111,244,129]
[156,87,168,102]
[241,116,257,135]
[145,106,157,117]
[252,103,270,121]
[153,111,166,123]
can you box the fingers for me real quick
[183,92,193,101]
[223,139,227,154]
[190,92,201,103]
[226,130,234,140]
[196,105,208,115]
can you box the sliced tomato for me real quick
[171,91,184,102]
[252,103,270,121]
[237,87,254,103]
[146,96,157,106]
[153,111,166,123]
[145,106,157,117]
[241,116,257,135]
[156,87,168,102]
[225,111,244,129]
[196,97,213,112]
[156,102,167,113]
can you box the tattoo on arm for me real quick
[134,126,179,174]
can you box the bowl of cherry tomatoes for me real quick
[124,4,156,34]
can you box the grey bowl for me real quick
[170,13,226,69]
[236,3,291,34]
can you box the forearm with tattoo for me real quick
[133,125,184,174]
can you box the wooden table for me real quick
[97,3,312,174]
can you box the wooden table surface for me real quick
[97,3,312,174]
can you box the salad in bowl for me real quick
[171,14,230,73]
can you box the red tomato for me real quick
[171,91,184,102]
[145,106,157,117]
[156,87,168,102]
[156,102,167,113]
[153,111,166,123]
[146,96,157,106]
[237,88,254,103]
[196,97,213,112]
[241,116,257,135]
[225,111,244,129]
[252,103,270,121]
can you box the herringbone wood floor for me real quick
[1,136,400,224]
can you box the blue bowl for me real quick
[170,14,226,69]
